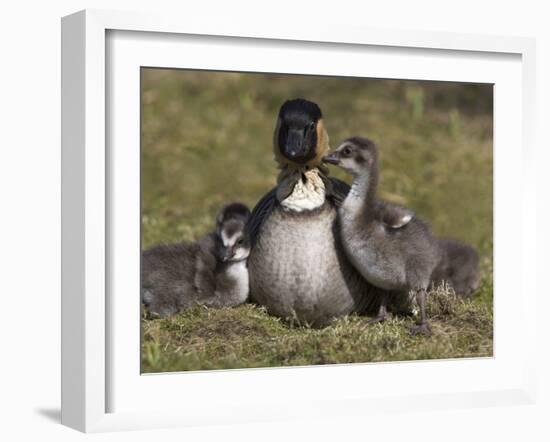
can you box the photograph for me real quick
[140,68,493,373]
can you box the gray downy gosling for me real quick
[323,137,441,335]
[141,203,251,317]
[432,238,480,298]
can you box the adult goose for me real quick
[246,99,390,326]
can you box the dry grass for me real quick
[140,69,493,372]
[142,282,493,373]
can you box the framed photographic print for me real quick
[61,9,537,432]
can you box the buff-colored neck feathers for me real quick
[272,117,331,211]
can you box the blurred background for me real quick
[141,68,493,262]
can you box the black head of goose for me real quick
[246,99,387,327]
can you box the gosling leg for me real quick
[409,288,431,336]
[367,293,388,324]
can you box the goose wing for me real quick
[324,176,351,208]
[246,187,278,247]
[376,201,415,229]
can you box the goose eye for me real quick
[236,238,243,246]
[343,146,352,156]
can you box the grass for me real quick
[142,283,493,372]
[141,68,493,372]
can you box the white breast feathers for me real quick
[279,168,326,212]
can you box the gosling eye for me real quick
[342,146,352,157]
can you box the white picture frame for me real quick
[61,9,537,433]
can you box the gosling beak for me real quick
[322,152,340,165]
[221,248,233,262]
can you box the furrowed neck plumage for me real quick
[272,116,331,210]
[276,166,326,211]
[274,146,330,208]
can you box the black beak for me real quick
[322,152,340,165]
[283,128,307,161]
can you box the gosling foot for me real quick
[409,322,432,336]
[367,315,386,325]
[368,295,389,325]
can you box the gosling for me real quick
[432,238,480,298]
[323,137,440,335]
[141,202,251,317]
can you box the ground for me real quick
[140,69,493,373]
